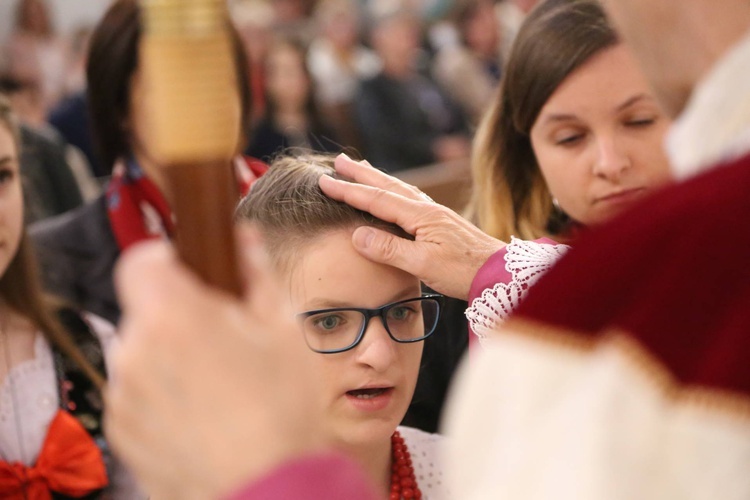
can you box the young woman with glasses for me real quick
[235,153,449,500]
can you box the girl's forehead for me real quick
[288,230,420,309]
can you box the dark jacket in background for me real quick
[245,117,341,163]
[48,90,104,178]
[354,72,469,172]
[30,196,121,325]
[20,125,83,224]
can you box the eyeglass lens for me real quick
[302,298,440,353]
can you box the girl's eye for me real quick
[313,314,344,331]
[388,306,414,322]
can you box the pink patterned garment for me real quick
[465,237,569,347]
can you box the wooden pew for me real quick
[393,158,472,213]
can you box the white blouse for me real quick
[399,425,451,499]
[0,313,144,499]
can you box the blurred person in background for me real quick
[354,2,471,172]
[245,37,341,161]
[497,0,539,60]
[269,0,319,44]
[232,0,275,127]
[47,25,105,183]
[307,0,381,151]
[30,0,260,326]
[432,0,504,126]
[4,0,67,126]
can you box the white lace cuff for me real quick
[465,237,569,345]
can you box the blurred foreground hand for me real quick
[105,226,325,500]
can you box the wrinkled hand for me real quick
[105,226,325,500]
[319,154,505,300]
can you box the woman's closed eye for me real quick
[624,116,657,128]
[549,125,586,147]
[555,132,585,146]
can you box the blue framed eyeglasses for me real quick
[297,294,444,354]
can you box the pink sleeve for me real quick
[468,248,512,308]
[225,453,378,500]
[467,238,558,348]
[467,247,511,349]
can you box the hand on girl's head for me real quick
[319,154,505,300]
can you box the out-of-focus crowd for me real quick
[0,0,537,225]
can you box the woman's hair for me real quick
[0,94,104,388]
[235,153,411,274]
[86,0,252,174]
[465,0,618,241]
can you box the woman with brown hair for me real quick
[245,36,341,162]
[459,0,673,344]
[0,94,140,498]
[31,0,263,326]
[466,0,672,242]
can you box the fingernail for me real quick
[340,152,352,161]
[353,227,375,249]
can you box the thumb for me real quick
[352,226,416,274]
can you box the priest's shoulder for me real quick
[516,152,750,321]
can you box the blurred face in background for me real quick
[17,0,52,35]
[266,42,311,113]
[530,44,673,226]
[463,0,501,58]
[272,0,309,22]
[371,13,421,75]
[323,8,360,50]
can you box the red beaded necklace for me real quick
[390,430,422,499]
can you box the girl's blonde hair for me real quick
[235,152,411,274]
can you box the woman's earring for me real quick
[552,197,561,210]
